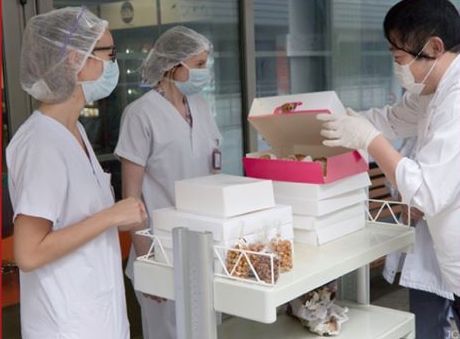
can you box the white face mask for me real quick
[80,56,120,104]
[174,62,210,95]
[393,42,438,95]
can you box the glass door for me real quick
[252,0,403,151]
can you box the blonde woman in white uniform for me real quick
[318,0,460,333]
[115,26,221,339]
[7,7,147,339]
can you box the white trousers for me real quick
[135,291,176,339]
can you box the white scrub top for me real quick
[7,112,129,339]
[363,54,460,296]
[115,90,221,278]
[379,138,453,299]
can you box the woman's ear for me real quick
[68,50,85,69]
[428,37,446,57]
[69,50,88,81]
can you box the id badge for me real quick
[212,148,222,170]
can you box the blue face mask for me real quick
[81,57,120,104]
[175,62,210,95]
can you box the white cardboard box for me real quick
[293,203,366,230]
[294,213,366,245]
[154,222,294,250]
[152,205,292,242]
[273,172,371,201]
[243,91,369,184]
[175,174,275,218]
[275,189,367,216]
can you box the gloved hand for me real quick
[317,108,381,150]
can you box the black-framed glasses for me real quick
[92,45,117,62]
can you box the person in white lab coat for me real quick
[115,26,221,339]
[372,132,453,338]
[317,0,460,335]
[6,7,147,339]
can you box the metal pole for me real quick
[356,265,370,305]
[173,228,217,339]
[240,0,258,153]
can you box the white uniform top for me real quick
[115,90,221,278]
[362,54,460,296]
[378,138,453,299]
[7,112,129,339]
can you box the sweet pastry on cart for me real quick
[225,241,251,278]
[273,101,303,114]
[314,157,327,176]
[258,153,277,160]
[288,282,349,336]
[293,154,313,162]
[270,237,293,272]
[225,240,280,283]
[247,242,280,284]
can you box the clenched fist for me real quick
[108,197,147,230]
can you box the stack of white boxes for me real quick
[273,173,370,245]
[151,174,294,273]
[243,91,371,246]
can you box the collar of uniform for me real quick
[435,53,460,96]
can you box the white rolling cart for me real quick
[133,200,416,339]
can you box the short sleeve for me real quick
[7,143,68,224]
[115,106,152,167]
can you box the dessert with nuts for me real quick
[225,241,250,278]
[270,237,293,273]
[247,243,280,284]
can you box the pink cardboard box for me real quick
[243,91,368,184]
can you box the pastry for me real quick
[247,243,280,284]
[270,238,293,273]
[259,153,277,160]
[314,157,327,176]
[225,242,250,279]
[273,101,302,114]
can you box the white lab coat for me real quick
[115,90,221,339]
[362,54,460,297]
[7,112,129,339]
[381,136,453,300]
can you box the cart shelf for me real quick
[134,222,414,323]
[219,301,414,339]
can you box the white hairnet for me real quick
[141,26,212,85]
[20,7,108,103]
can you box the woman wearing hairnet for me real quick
[6,7,147,339]
[318,0,460,334]
[115,26,221,339]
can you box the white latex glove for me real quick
[317,108,381,150]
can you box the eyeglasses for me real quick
[92,45,117,62]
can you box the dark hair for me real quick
[383,0,460,59]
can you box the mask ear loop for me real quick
[407,39,433,66]
[420,57,439,85]
[415,38,440,85]
[87,54,105,62]
[76,57,106,85]
[180,62,191,70]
